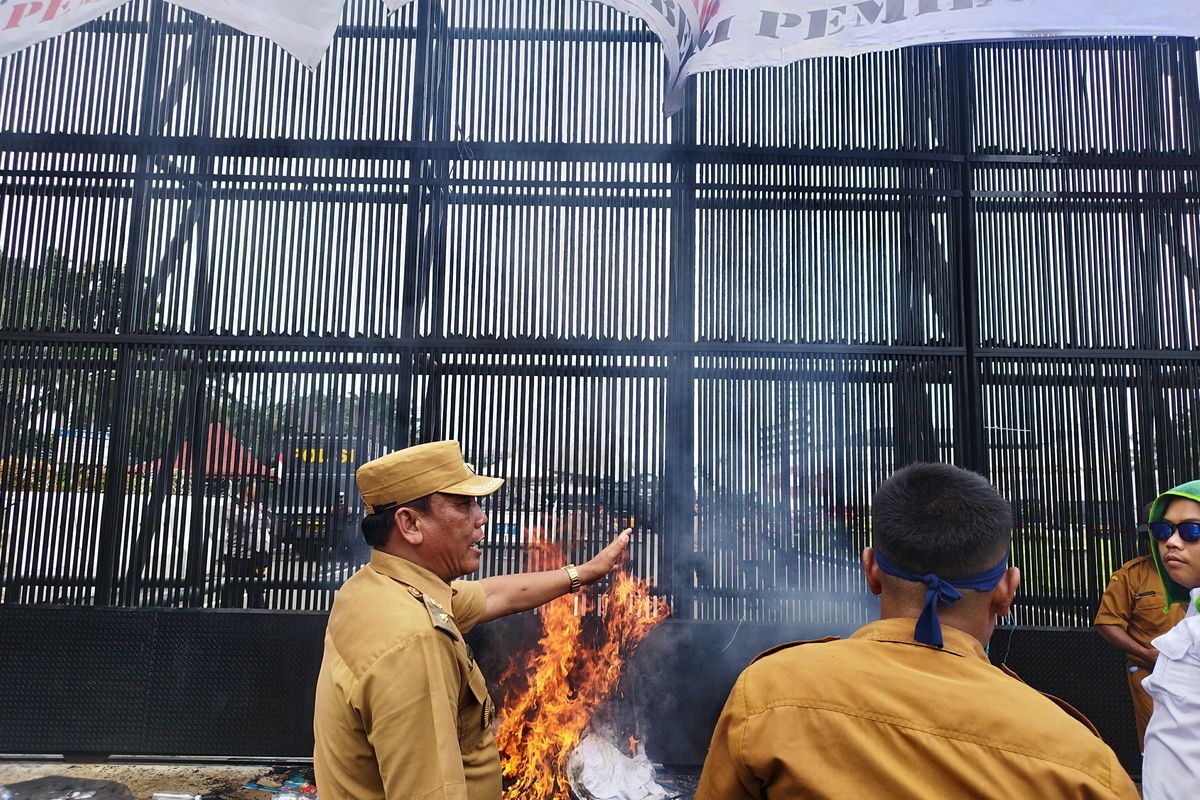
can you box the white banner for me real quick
[590,0,704,101]
[5,1,1199,110]
[168,0,346,68]
[0,0,421,67]
[590,0,1200,113]
[0,0,130,59]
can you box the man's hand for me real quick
[1137,646,1160,670]
[1096,623,1160,671]
[578,528,632,585]
[478,528,634,623]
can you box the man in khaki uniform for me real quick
[696,463,1139,800]
[1095,549,1185,750]
[313,441,630,800]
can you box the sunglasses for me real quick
[1143,520,1200,543]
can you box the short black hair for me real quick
[360,494,433,548]
[871,463,1012,580]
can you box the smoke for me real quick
[625,606,871,767]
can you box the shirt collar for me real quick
[368,548,456,610]
[851,617,991,662]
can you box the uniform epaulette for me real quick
[406,585,460,642]
[751,636,840,664]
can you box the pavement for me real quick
[0,760,699,799]
[0,761,312,800]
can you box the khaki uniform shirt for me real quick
[313,550,499,800]
[1095,555,1185,658]
[695,618,1139,800]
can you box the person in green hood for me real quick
[1139,480,1200,799]
[1094,502,1184,752]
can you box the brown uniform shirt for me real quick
[1094,554,1186,748]
[313,550,499,800]
[1095,555,1184,657]
[696,618,1139,800]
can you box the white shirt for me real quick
[1142,587,1200,800]
[222,497,272,558]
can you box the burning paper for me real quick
[567,729,669,800]
[496,570,669,800]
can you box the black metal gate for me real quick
[1,0,1198,767]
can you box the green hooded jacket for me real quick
[1146,479,1200,611]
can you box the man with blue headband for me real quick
[1139,480,1200,799]
[696,462,1138,799]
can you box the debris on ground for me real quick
[1,775,133,800]
[239,769,316,797]
[0,763,302,800]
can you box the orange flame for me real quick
[495,570,668,799]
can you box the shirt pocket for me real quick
[458,660,494,753]
[1132,590,1162,612]
[1149,621,1200,701]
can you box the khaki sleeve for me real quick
[355,630,469,800]
[694,675,760,800]
[450,579,487,634]
[1094,568,1131,628]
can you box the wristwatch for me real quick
[562,563,581,593]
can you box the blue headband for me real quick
[873,549,1009,648]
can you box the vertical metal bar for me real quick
[184,347,208,607]
[182,15,218,607]
[395,0,438,448]
[955,44,986,477]
[96,2,169,606]
[663,83,696,618]
[418,0,452,433]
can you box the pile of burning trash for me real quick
[494,554,672,800]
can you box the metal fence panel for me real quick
[0,3,1198,628]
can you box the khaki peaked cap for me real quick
[356,440,503,514]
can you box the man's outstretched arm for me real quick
[477,529,631,623]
